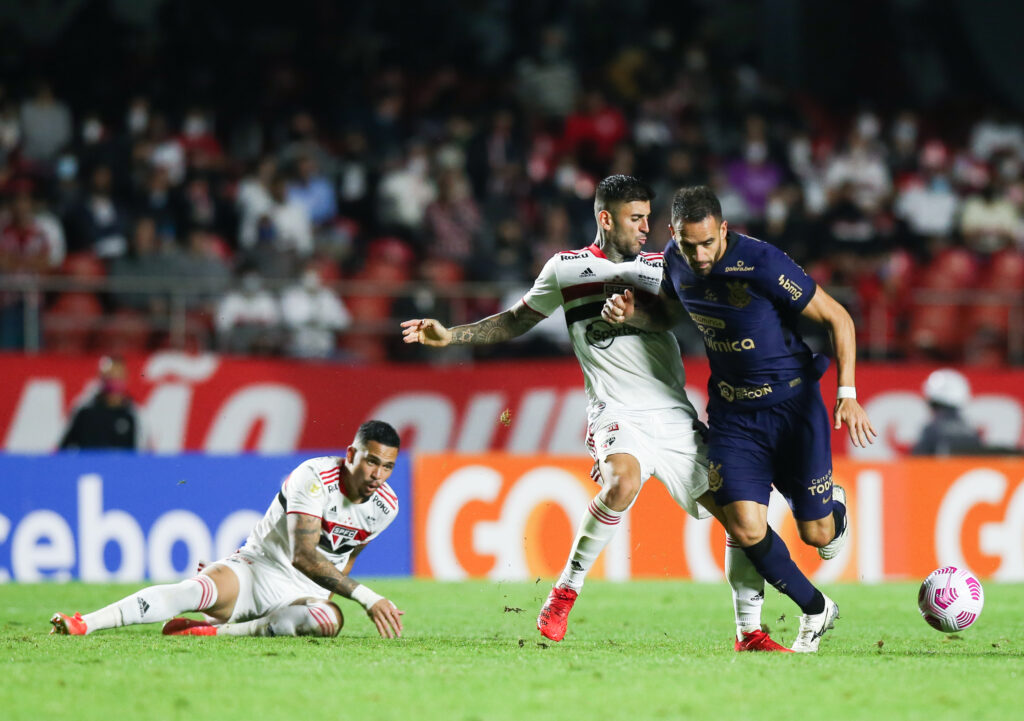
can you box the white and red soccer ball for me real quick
[917,566,984,633]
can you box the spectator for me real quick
[65,164,129,258]
[287,154,337,228]
[279,261,352,359]
[238,173,313,278]
[424,167,482,263]
[376,142,436,233]
[0,182,63,348]
[18,80,72,165]
[959,178,1021,257]
[911,369,984,456]
[108,216,178,315]
[58,355,141,451]
[516,26,580,119]
[215,266,282,355]
[173,227,231,311]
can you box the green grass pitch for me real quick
[3,580,1021,721]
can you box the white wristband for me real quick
[351,584,384,611]
[837,386,857,400]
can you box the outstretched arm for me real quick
[287,513,403,638]
[602,288,685,331]
[401,300,545,346]
[800,285,878,448]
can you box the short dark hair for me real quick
[595,174,654,214]
[671,185,723,225]
[354,420,401,450]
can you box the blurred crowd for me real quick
[1,8,1023,365]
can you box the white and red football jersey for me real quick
[522,243,696,421]
[240,456,398,592]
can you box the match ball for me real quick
[917,566,984,633]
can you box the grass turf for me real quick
[3,580,1021,721]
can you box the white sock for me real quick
[726,534,765,638]
[556,495,625,592]
[217,602,340,637]
[81,575,218,634]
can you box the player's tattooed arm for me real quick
[401,301,544,347]
[287,512,360,598]
[447,300,545,345]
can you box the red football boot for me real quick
[50,612,87,636]
[734,629,793,652]
[162,617,217,636]
[537,587,579,642]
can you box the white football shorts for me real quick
[210,551,329,623]
[586,406,711,520]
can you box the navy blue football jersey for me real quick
[661,231,829,410]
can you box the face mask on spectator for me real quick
[184,114,208,138]
[128,105,149,135]
[302,271,321,291]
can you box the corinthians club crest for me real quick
[708,462,724,491]
[726,280,751,308]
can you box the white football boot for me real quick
[818,485,849,560]
[791,595,839,653]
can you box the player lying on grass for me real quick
[51,421,405,639]
[403,175,788,651]
[603,185,876,652]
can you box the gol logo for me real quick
[413,455,630,581]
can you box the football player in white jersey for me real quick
[401,175,787,651]
[50,421,406,640]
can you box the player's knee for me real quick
[602,475,640,510]
[725,520,766,548]
[798,523,832,548]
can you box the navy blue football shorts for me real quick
[706,382,834,521]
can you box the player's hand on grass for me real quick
[401,318,452,347]
[602,289,634,324]
[368,598,404,639]
[834,398,877,448]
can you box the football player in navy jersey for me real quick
[604,185,876,652]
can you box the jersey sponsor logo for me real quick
[724,259,756,273]
[373,495,393,515]
[579,267,596,278]
[708,462,723,492]
[777,274,804,300]
[726,281,752,308]
[701,329,756,353]
[688,312,726,329]
[637,254,663,268]
[560,251,590,260]
[584,319,647,348]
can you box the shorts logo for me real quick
[604,423,619,432]
[708,462,723,492]
[601,435,617,450]
[807,469,833,497]
[309,481,321,495]
[727,281,751,308]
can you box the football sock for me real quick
[217,602,341,637]
[556,495,625,592]
[741,528,825,616]
[831,499,848,541]
[81,575,218,633]
[726,534,765,635]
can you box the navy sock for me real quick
[742,528,825,615]
[831,499,847,541]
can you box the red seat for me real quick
[962,249,1024,355]
[43,292,103,353]
[60,252,106,280]
[94,308,153,354]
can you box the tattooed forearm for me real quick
[448,307,541,345]
[297,554,360,598]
